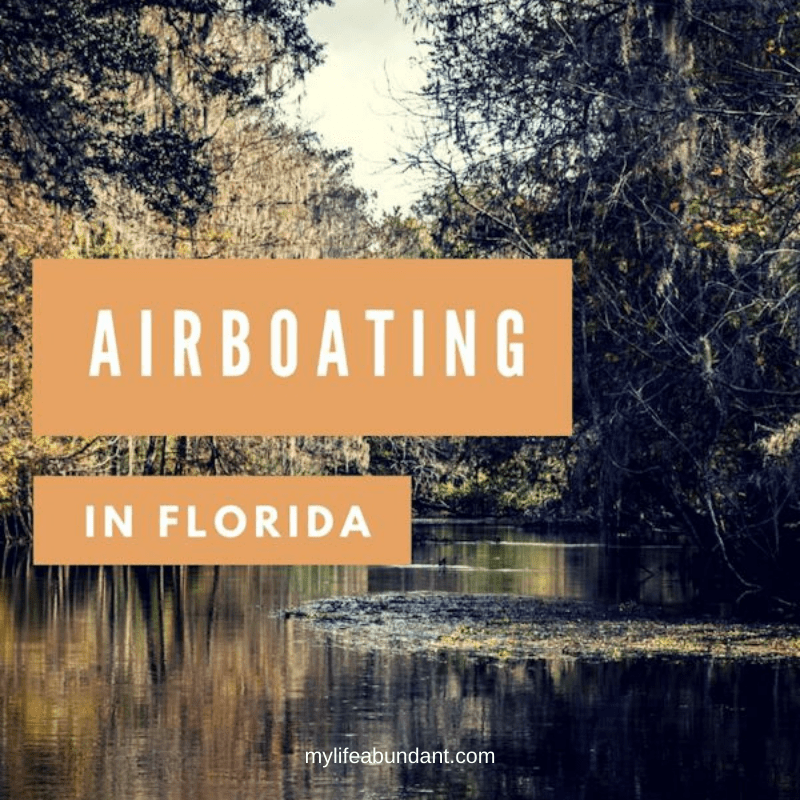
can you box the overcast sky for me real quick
[285,0,428,215]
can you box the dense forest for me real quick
[2,0,800,616]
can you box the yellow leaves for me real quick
[760,415,800,460]
[686,195,771,251]
[63,224,132,259]
[765,39,788,57]
[727,222,748,238]
[682,144,800,254]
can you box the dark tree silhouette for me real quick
[403,0,800,614]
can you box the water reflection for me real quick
[372,524,694,608]
[0,527,797,799]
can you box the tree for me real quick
[0,0,382,531]
[403,0,800,613]
[0,0,329,224]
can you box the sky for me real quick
[285,0,429,215]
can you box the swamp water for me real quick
[0,523,798,799]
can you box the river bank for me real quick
[288,592,800,662]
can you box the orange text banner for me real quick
[33,476,411,566]
[33,258,571,435]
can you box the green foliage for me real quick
[369,436,568,517]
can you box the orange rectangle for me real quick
[33,476,411,565]
[33,258,571,435]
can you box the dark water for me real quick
[0,525,798,799]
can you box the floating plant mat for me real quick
[287,592,800,663]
